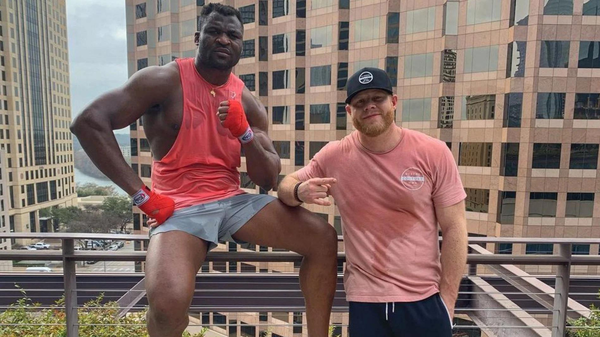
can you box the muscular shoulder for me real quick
[126,62,180,100]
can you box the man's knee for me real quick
[304,215,338,257]
[147,287,192,327]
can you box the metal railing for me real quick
[0,233,600,337]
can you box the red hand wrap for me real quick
[133,186,175,226]
[223,100,253,143]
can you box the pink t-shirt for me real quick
[296,127,466,302]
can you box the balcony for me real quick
[0,233,599,337]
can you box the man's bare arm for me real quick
[436,200,468,318]
[70,65,178,195]
[241,87,281,190]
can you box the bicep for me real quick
[436,200,466,233]
[242,86,268,132]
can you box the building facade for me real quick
[0,0,77,247]
[126,0,600,335]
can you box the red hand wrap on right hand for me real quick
[223,100,252,142]
[134,186,175,226]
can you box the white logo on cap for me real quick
[358,71,373,84]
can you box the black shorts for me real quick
[349,293,453,337]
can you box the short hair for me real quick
[197,3,243,32]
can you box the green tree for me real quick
[51,207,82,226]
[100,196,133,232]
[76,183,118,197]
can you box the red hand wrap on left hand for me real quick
[223,100,250,138]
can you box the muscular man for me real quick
[278,67,468,337]
[70,4,337,337]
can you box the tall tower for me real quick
[0,0,77,246]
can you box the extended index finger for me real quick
[313,177,337,185]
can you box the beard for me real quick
[352,109,395,137]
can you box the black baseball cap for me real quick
[345,67,394,104]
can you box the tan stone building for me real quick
[126,0,600,335]
[0,0,77,250]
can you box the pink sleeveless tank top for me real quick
[151,58,245,209]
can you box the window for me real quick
[310,66,331,86]
[404,53,434,78]
[157,0,169,12]
[354,17,380,42]
[310,104,330,124]
[240,4,255,24]
[462,94,495,120]
[158,25,170,42]
[438,97,455,129]
[297,1,306,18]
[566,193,595,218]
[406,7,435,34]
[272,70,290,89]
[402,99,431,122]
[387,13,399,43]
[579,41,600,68]
[240,172,256,189]
[464,46,499,73]
[497,191,516,224]
[444,2,459,35]
[574,94,600,119]
[295,105,305,130]
[295,141,305,166]
[584,0,600,15]
[573,244,591,255]
[465,188,490,213]
[309,142,329,159]
[259,0,268,25]
[337,103,347,130]
[141,164,152,178]
[272,34,289,54]
[259,36,268,61]
[442,50,457,82]
[135,3,147,19]
[570,144,599,169]
[507,41,527,77]
[459,143,493,167]
[529,192,558,217]
[241,39,255,58]
[339,22,349,50]
[296,30,306,56]
[504,93,522,127]
[136,31,147,46]
[526,244,554,255]
[467,0,502,25]
[310,26,332,48]
[312,0,333,9]
[536,93,565,119]
[510,0,529,26]
[158,54,171,66]
[259,72,268,96]
[540,41,570,68]
[140,138,150,152]
[240,74,256,91]
[497,243,513,254]
[273,0,289,18]
[500,143,519,177]
[296,68,305,94]
[273,141,290,159]
[340,0,349,9]
[272,106,290,124]
[137,58,148,70]
[532,143,561,169]
[543,0,573,15]
[337,62,348,90]
[130,138,138,156]
[385,57,398,87]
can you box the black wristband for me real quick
[293,182,303,203]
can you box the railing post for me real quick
[552,243,571,337]
[63,238,79,337]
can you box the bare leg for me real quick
[145,231,208,337]
[233,200,338,337]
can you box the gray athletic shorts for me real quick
[149,193,276,250]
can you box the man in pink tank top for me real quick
[278,67,469,337]
[71,4,337,337]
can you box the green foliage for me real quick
[568,304,600,336]
[100,196,133,231]
[0,287,206,337]
[51,207,82,226]
[76,183,118,197]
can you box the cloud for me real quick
[67,0,128,134]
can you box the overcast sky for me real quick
[66,0,129,134]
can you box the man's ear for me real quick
[345,104,352,116]
[194,32,200,45]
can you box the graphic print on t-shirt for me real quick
[400,167,426,190]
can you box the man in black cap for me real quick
[277,67,468,336]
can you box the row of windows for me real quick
[135,1,205,20]
[497,243,593,256]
